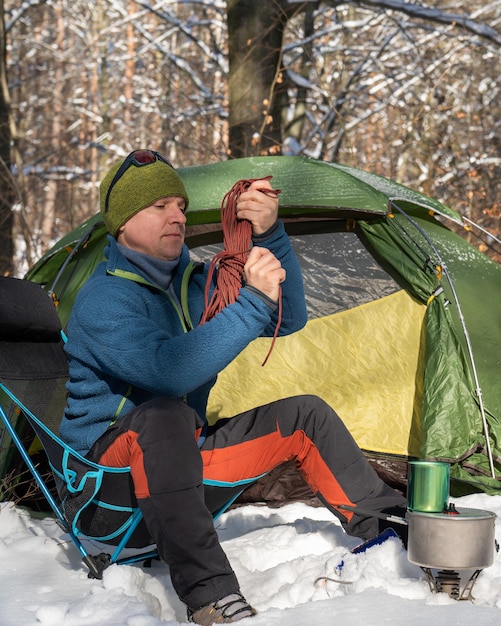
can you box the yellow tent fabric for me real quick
[207,290,426,457]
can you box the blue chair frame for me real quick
[0,385,159,577]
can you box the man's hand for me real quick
[243,246,285,302]
[236,179,278,236]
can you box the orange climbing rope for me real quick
[199,176,282,366]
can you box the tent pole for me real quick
[47,224,99,300]
[390,202,496,479]
[438,263,496,478]
[460,216,501,249]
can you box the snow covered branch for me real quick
[358,0,501,45]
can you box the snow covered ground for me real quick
[1,492,500,625]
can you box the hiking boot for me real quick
[187,592,256,624]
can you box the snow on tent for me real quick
[13,156,501,498]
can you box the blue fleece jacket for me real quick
[59,221,307,455]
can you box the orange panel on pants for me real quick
[201,429,356,522]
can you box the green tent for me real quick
[21,156,501,495]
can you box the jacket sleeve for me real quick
[67,276,280,399]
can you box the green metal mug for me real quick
[407,461,450,513]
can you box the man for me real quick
[60,149,406,624]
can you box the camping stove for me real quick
[407,506,498,601]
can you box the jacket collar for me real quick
[104,234,191,293]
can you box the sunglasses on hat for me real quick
[103,149,174,213]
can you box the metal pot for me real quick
[407,507,496,570]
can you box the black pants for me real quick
[87,395,406,610]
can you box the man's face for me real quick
[117,196,187,260]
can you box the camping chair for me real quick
[0,276,159,579]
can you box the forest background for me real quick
[0,0,500,277]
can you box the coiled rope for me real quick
[200,176,282,366]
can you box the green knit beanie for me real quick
[99,155,189,237]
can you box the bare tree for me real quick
[0,0,13,276]
[226,0,308,158]
[1,0,500,273]
[222,1,500,258]
[226,1,500,158]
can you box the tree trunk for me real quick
[0,0,14,276]
[283,4,316,152]
[41,0,65,253]
[226,0,298,158]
